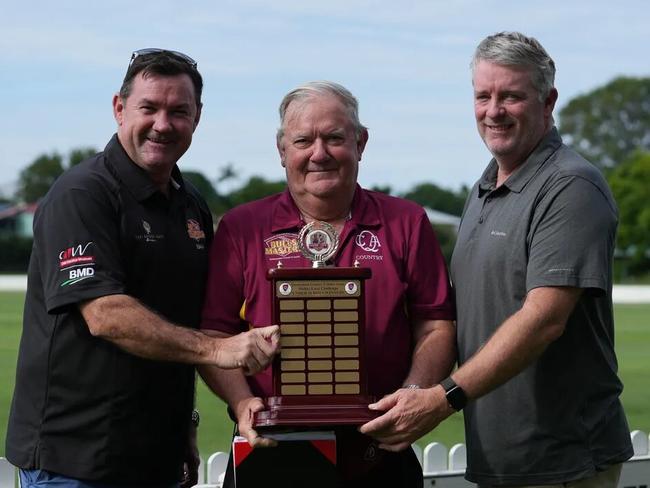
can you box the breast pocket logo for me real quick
[355,230,381,253]
[264,233,300,259]
[187,219,206,249]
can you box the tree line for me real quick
[3,76,649,276]
[558,76,650,276]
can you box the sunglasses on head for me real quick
[129,48,198,69]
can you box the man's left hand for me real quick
[181,424,200,488]
[359,386,453,452]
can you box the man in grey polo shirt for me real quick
[361,31,633,487]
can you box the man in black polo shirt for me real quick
[6,49,279,487]
[361,32,632,488]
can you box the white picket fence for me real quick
[1,430,648,487]
[191,430,650,488]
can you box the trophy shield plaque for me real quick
[254,221,378,427]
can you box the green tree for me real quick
[369,185,392,195]
[401,182,468,216]
[431,224,457,266]
[183,170,231,216]
[608,151,650,274]
[559,77,650,170]
[228,176,286,207]
[17,152,65,203]
[69,147,98,166]
[15,147,98,203]
[216,163,238,184]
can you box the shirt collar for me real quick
[270,184,381,233]
[349,184,381,228]
[478,127,563,196]
[104,134,185,202]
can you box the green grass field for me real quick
[1,292,648,457]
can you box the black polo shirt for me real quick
[6,135,213,484]
[450,128,633,485]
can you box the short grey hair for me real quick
[471,31,556,101]
[277,81,367,142]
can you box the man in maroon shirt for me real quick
[199,81,456,487]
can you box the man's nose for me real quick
[310,138,329,162]
[486,98,505,119]
[152,112,173,132]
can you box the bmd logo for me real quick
[61,267,95,287]
[69,268,94,279]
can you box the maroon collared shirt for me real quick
[201,185,455,398]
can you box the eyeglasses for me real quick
[129,48,198,69]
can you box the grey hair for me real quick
[471,31,556,101]
[276,81,367,142]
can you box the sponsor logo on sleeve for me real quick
[264,233,300,261]
[59,242,94,268]
[59,242,96,286]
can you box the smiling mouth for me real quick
[147,135,174,145]
[486,124,514,134]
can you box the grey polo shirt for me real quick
[450,128,633,485]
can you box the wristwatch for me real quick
[440,377,468,411]
[191,409,200,427]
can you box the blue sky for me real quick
[1,0,648,197]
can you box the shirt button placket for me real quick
[478,195,492,224]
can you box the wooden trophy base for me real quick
[254,395,379,428]
[260,266,375,429]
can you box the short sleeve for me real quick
[526,176,617,293]
[36,187,126,313]
[405,211,456,320]
[200,217,247,334]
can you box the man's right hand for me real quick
[214,325,280,375]
[359,385,453,452]
[235,396,278,448]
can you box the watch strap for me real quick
[440,377,468,411]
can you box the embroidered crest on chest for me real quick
[264,233,300,260]
[353,230,383,261]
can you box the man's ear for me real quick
[545,88,558,117]
[113,93,124,125]
[193,103,203,132]
[356,128,369,161]
[277,136,286,167]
